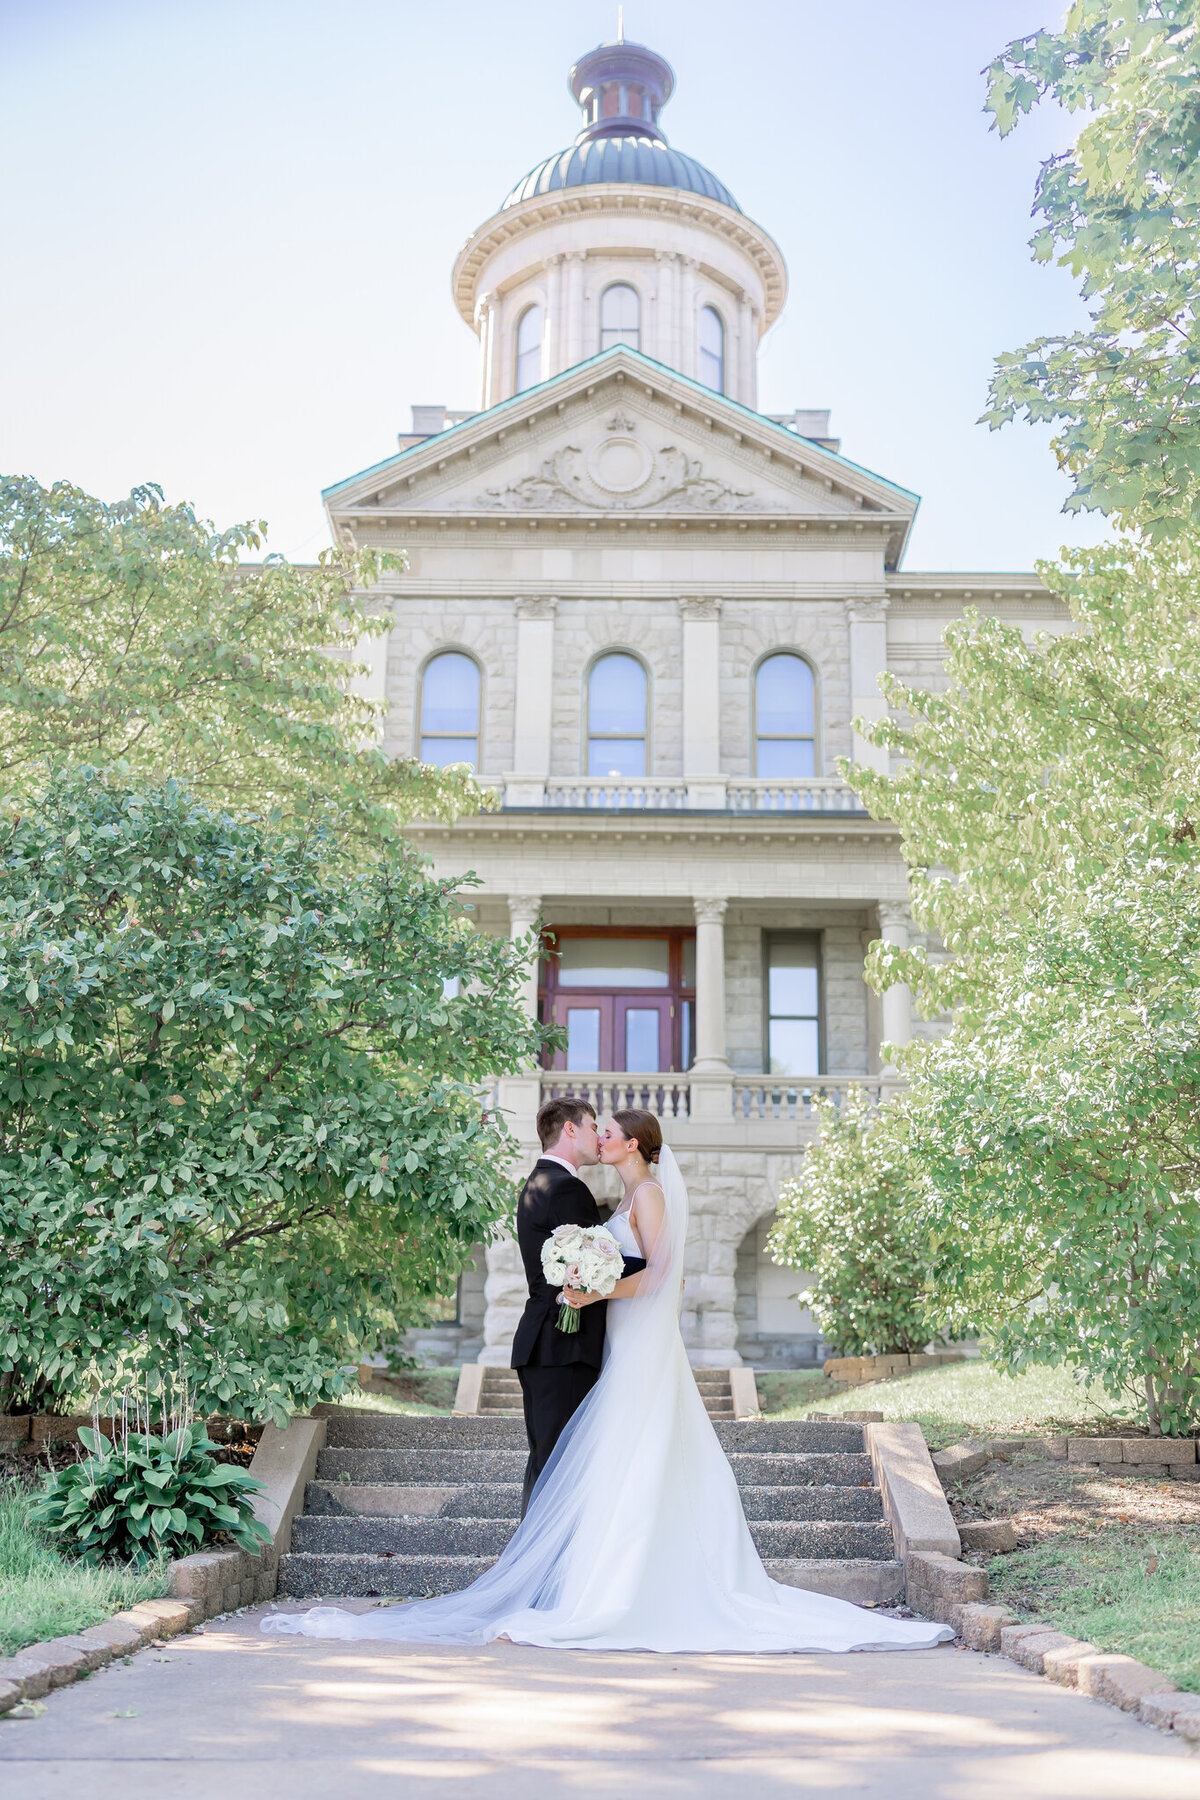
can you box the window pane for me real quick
[587,737,646,777]
[757,654,814,735]
[422,653,480,734]
[600,283,640,350]
[566,1008,601,1070]
[680,998,692,1070]
[515,304,543,393]
[699,306,724,393]
[589,653,646,735]
[768,1018,820,1076]
[682,938,696,987]
[421,735,477,768]
[755,736,815,778]
[768,941,819,1017]
[624,1008,661,1070]
[558,938,670,988]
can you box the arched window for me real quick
[755,653,816,776]
[514,304,543,393]
[587,652,647,777]
[420,651,480,769]
[699,305,725,393]
[600,283,640,352]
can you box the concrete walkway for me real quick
[0,1604,1195,1799]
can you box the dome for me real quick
[499,38,741,215]
[501,135,740,214]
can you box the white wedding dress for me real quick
[262,1147,952,1654]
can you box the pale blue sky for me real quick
[0,0,1098,571]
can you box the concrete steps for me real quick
[279,1408,903,1607]
[470,1366,741,1420]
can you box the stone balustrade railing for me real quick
[537,1071,886,1124]
[495,775,869,813]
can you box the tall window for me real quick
[766,935,821,1075]
[699,305,724,392]
[514,304,543,393]
[600,283,640,351]
[755,653,816,776]
[587,652,647,777]
[420,651,480,769]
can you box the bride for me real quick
[263,1109,952,1654]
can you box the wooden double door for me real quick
[541,929,695,1074]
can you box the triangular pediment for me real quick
[324,348,918,562]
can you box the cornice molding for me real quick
[451,186,788,331]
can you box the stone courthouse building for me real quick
[325,36,1064,1368]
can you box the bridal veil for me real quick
[262,1146,952,1653]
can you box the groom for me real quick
[511,1097,606,1517]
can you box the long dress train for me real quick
[262,1147,953,1654]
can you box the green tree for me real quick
[0,767,540,1422]
[768,1090,935,1358]
[983,2,1200,540]
[0,476,482,842]
[850,541,1200,1431]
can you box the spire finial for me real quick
[617,5,624,42]
[569,35,675,145]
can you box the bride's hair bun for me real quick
[612,1108,663,1166]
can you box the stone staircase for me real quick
[475,1365,736,1420]
[280,1409,904,1606]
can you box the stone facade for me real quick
[324,33,1069,1367]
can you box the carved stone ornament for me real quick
[478,441,764,514]
[693,896,728,925]
[678,596,723,621]
[514,595,558,620]
[846,595,890,625]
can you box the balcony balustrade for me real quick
[498,775,868,814]
[536,1071,885,1125]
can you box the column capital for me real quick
[678,595,723,622]
[876,900,911,934]
[846,594,890,625]
[564,249,588,264]
[514,594,558,620]
[693,896,728,925]
[508,894,543,927]
[543,252,564,268]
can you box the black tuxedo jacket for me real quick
[511,1158,607,1370]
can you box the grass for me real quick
[987,1531,1200,1694]
[757,1359,1140,1449]
[0,1481,169,1658]
[346,1368,457,1417]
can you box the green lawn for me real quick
[757,1359,1139,1448]
[348,1368,457,1416]
[0,1481,169,1658]
[988,1532,1200,1693]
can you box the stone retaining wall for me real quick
[822,1351,967,1386]
[933,1432,1200,1483]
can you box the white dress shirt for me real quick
[540,1153,582,1180]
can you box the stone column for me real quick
[847,595,891,774]
[350,613,390,745]
[506,596,557,805]
[678,597,726,808]
[679,257,699,380]
[654,250,678,368]
[564,252,587,368]
[482,891,545,1366]
[544,255,564,377]
[737,289,755,409]
[690,896,732,1122]
[475,291,496,412]
[876,901,912,1071]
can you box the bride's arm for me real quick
[564,1183,667,1305]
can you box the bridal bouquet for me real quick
[541,1224,625,1333]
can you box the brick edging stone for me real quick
[0,1413,327,1716]
[907,1549,1200,1746]
[933,1431,1200,1482]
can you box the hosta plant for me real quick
[29,1426,271,1567]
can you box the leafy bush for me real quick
[0,767,543,1422]
[768,1089,935,1357]
[29,1426,270,1567]
[0,1479,168,1655]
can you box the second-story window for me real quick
[420,651,480,769]
[600,283,640,351]
[515,304,543,393]
[755,653,816,777]
[587,651,647,777]
[766,934,821,1075]
[699,305,724,392]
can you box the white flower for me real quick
[542,1224,626,1297]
